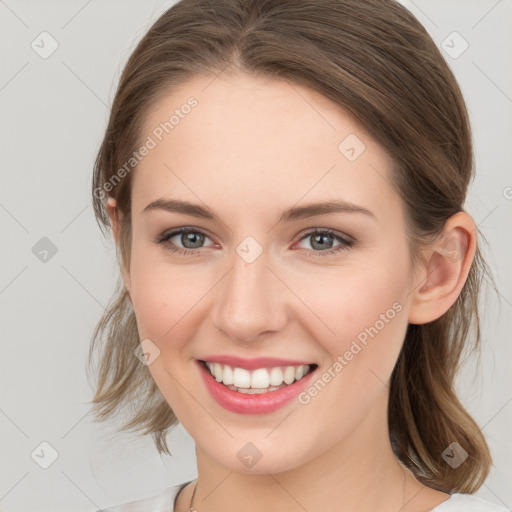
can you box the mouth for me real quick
[198,360,318,394]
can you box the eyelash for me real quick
[155,228,355,258]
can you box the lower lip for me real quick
[197,360,317,414]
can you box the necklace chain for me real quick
[188,480,198,511]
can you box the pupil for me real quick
[183,232,204,249]
[312,234,333,250]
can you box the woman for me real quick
[88,0,509,510]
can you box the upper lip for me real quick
[198,355,316,370]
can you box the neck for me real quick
[182,396,447,512]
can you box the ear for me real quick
[106,197,132,295]
[408,212,477,325]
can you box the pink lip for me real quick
[196,360,317,414]
[199,355,314,370]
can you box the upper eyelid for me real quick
[159,226,214,239]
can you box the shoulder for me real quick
[94,481,192,512]
[432,493,510,511]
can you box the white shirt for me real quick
[96,481,511,511]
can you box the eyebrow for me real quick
[142,198,375,222]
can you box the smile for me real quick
[203,361,315,394]
[197,358,318,414]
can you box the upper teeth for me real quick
[205,362,311,388]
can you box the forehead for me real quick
[132,72,400,222]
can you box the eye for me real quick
[295,229,354,257]
[155,228,215,256]
[155,227,355,258]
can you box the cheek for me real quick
[288,251,411,374]
[292,261,410,435]
[128,246,213,352]
[338,271,407,348]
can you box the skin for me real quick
[107,70,477,512]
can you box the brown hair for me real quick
[87,0,495,493]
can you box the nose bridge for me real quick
[212,242,285,342]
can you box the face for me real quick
[116,71,420,474]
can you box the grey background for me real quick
[0,0,511,510]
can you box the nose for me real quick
[211,245,288,343]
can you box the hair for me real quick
[87,0,497,493]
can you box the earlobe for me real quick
[408,212,476,325]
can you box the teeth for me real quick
[222,364,234,385]
[204,361,312,390]
[251,368,269,389]
[283,366,296,385]
[269,367,284,386]
[213,363,223,382]
[233,367,251,388]
[231,386,283,394]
